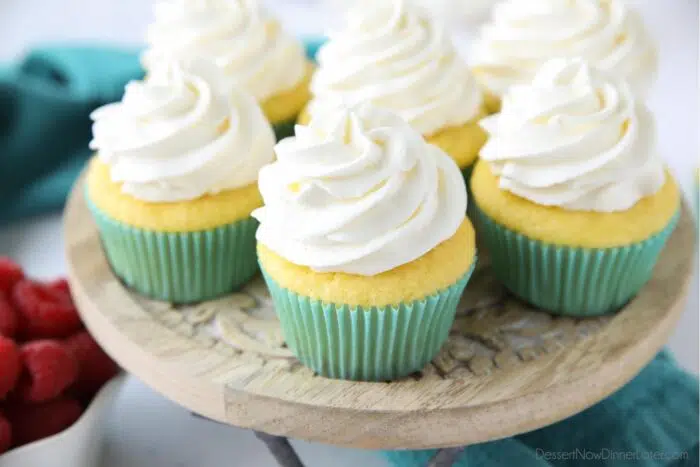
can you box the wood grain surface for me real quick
[65,176,695,450]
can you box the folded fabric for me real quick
[0,46,143,223]
[0,38,325,225]
[385,350,698,467]
[0,43,697,467]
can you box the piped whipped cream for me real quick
[253,103,467,276]
[90,59,275,202]
[307,0,483,136]
[142,0,307,101]
[470,0,657,97]
[479,58,665,212]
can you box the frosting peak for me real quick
[142,0,307,101]
[470,0,657,96]
[90,59,275,202]
[308,0,483,135]
[479,58,665,212]
[253,104,467,276]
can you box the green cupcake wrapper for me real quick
[272,118,297,141]
[476,206,680,317]
[261,263,475,381]
[87,197,259,304]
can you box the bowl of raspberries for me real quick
[0,257,123,467]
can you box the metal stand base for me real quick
[254,431,306,467]
[252,432,464,467]
[252,431,465,467]
[429,447,466,467]
[193,412,463,466]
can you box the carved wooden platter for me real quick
[64,176,695,450]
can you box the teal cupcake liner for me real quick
[476,206,680,317]
[272,118,297,141]
[87,197,259,304]
[261,263,475,381]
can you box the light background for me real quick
[0,1,697,466]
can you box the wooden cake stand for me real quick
[65,177,695,467]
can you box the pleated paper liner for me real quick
[272,118,297,141]
[476,207,680,317]
[87,197,259,304]
[261,263,475,381]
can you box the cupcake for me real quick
[472,58,680,317]
[142,0,312,140]
[86,59,275,303]
[253,103,477,381]
[302,0,488,193]
[471,0,658,113]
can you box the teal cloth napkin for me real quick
[1,44,697,466]
[0,39,325,224]
[0,45,144,224]
[386,350,698,467]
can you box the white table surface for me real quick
[0,1,697,466]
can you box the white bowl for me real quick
[0,374,125,467]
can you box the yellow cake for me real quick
[471,58,681,316]
[426,108,489,170]
[258,219,475,307]
[253,102,477,380]
[87,158,262,233]
[481,89,502,114]
[261,63,313,126]
[471,160,680,249]
[86,59,276,303]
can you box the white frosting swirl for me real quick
[479,58,665,212]
[89,59,275,202]
[470,0,657,96]
[253,104,467,276]
[308,0,483,136]
[142,0,307,101]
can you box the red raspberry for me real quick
[64,331,119,398]
[12,279,82,339]
[0,258,23,294]
[0,291,19,338]
[17,340,78,403]
[0,412,11,454]
[47,278,70,295]
[5,398,82,447]
[0,336,20,399]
